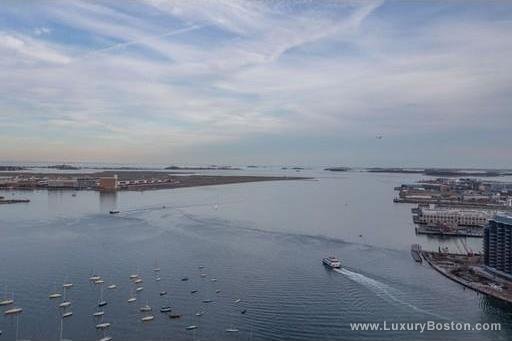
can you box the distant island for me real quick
[366,167,423,174]
[165,165,242,171]
[0,166,26,171]
[45,164,81,170]
[324,167,351,172]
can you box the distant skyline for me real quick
[1,1,511,168]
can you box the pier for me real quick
[422,251,512,304]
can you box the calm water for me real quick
[1,170,511,340]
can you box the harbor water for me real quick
[1,170,511,340]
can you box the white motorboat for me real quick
[322,256,341,269]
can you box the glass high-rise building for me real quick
[484,214,512,279]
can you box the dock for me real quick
[415,226,483,238]
[422,251,512,304]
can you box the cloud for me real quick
[0,31,70,64]
[0,0,511,166]
[34,27,51,36]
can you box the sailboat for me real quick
[60,283,72,308]
[141,315,154,322]
[95,322,111,329]
[107,284,117,290]
[0,288,14,306]
[135,286,144,293]
[49,283,62,299]
[4,307,23,315]
[160,306,171,313]
[139,297,152,312]
[98,328,112,341]
[98,285,107,307]
[128,287,137,303]
[95,315,111,329]
[59,301,71,308]
[93,311,104,317]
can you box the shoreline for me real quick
[0,171,310,192]
[422,251,512,304]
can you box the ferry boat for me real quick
[410,244,423,263]
[322,256,341,269]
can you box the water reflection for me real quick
[99,191,118,213]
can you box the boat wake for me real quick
[334,268,448,320]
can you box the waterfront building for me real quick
[484,214,512,280]
[77,177,97,189]
[47,179,79,189]
[414,208,493,227]
[98,175,118,191]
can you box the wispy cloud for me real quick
[0,0,511,166]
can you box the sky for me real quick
[0,0,511,168]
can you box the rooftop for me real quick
[493,214,512,225]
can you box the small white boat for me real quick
[234,298,241,303]
[59,301,71,308]
[63,283,73,289]
[93,311,104,317]
[226,328,239,333]
[128,297,136,303]
[89,276,101,281]
[129,274,139,279]
[141,315,154,322]
[136,287,144,292]
[322,256,341,269]
[159,291,167,296]
[95,280,105,285]
[215,289,221,293]
[134,279,143,284]
[210,278,217,282]
[0,299,14,306]
[96,322,111,329]
[155,277,161,281]
[99,337,112,341]
[62,311,73,318]
[97,284,107,307]
[186,325,198,330]
[49,293,62,299]
[4,307,22,315]
[160,306,171,313]
[195,311,204,317]
[139,305,152,312]
[107,284,117,289]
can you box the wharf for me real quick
[422,251,512,304]
[415,226,483,237]
[394,198,511,210]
